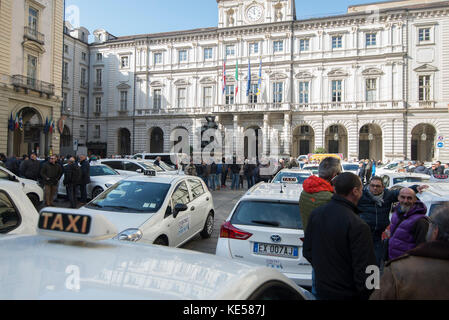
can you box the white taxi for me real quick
[0,180,39,235]
[215,183,311,288]
[379,172,430,189]
[271,168,311,185]
[0,210,310,300]
[43,174,215,247]
[0,166,43,207]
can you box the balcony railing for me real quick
[11,75,54,97]
[24,27,45,45]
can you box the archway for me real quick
[149,127,164,153]
[117,128,131,156]
[292,125,315,157]
[244,126,263,162]
[359,124,382,161]
[325,124,348,159]
[12,107,43,156]
[411,124,436,161]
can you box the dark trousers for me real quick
[66,184,77,208]
[221,170,227,186]
[78,184,88,203]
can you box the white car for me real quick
[45,174,215,247]
[216,183,312,288]
[379,172,430,189]
[145,159,185,175]
[271,168,312,184]
[58,163,125,200]
[98,159,167,177]
[341,162,360,174]
[0,166,43,207]
[132,152,189,169]
[0,180,39,235]
[0,210,310,300]
[302,164,320,175]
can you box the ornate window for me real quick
[331,80,342,102]
[418,75,431,102]
[273,40,284,53]
[299,39,309,52]
[120,91,128,111]
[203,87,212,107]
[273,82,283,103]
[225,85,235,105]
[366,78,377,102]
[299,81,309,104]
[332,36,342,49]
[154,52,162,64]
[204,48,213,60]
[366,33,377,47]
[95,97,102,113]
[177,88,186,108]
[153,89,162,109]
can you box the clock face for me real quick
[247,5,263,22]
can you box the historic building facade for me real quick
[63,0,449,162]
[0,0,64,157]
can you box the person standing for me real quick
[40,155,63,207]
[230,158,241,190]
[303,172,377,300]
[357,161,366,185]
[63,157,81,208]
[19,153,41,181]
[209,160,217,191]
[78,155,91,205]
[185,159,197,176]
[387,188,429,261]
[365,160,373,183]
[216,160,222,190]
[239,160,245,189]
[221,157,228,189]
[370,205,449,300]
[5,156,20,176]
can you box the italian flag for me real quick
[235,60,239,95]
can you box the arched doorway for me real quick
[292,125,315,157]
[150,127,164,153]
[12,107,43,156]
[325,124,348,158]
[411,124,436,161]
[118,128,131,155]
[244,126,263,161]
[359,124,382,160]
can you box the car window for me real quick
[133,154,142,159]
[103,161,123,170]
[231,201,302,229]
[90,165,118,177]
[0,190,21,234]
[137,161,163,172]
[188,179,205,199]
[428,202,449,217]
[171,181,190,206]
[248,281,305,300]
[0,169,9,180]
[87,181,171,213]
[392,177,423,185]
[382,175,390,187]
[124,162,142,172]
[272,172,310,184]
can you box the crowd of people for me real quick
[300,157,449,300]
[0,153,92,209]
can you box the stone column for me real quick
[39,130,46,158]
[7,130,14,157]
[233,114,239,156]
[263,114,269,155]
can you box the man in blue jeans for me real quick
[230,159,241,190]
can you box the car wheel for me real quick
[91,187,104,199]
[27,193,40,208]
[200,212,214,239]
[153,236,168,246]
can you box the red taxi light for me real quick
[220,221,253,240]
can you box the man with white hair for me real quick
[387,188,429,261]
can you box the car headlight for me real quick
[114,228,143,242]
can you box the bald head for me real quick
[398,188,417,214]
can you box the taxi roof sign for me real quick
[38,208,118,241]
[281,176,298,183]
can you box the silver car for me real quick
[58,163,124,200]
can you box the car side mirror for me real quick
[136,169,143,173]
[8,175,18,182]
[173,203,188,218]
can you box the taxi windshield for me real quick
[272,172,310,184]
[87,180,171,213]
[138,162,163,172]
[90,165,119,177]
[231,201,303,230]
[393,177,424,185]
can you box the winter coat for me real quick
[5,157,20,176]
[389,201,428,260]
[414,165,429,174]
[185,164,197,176]
[230,164,241,174]
[210,163,217,174]
[79,160,91,185]
[40,162,63,186]
[303,194,377,300]
[63,163,81,185]
[19,159,41,180]
[370,241,449,300]
[299,175,334,232]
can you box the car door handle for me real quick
[190,206,195,211]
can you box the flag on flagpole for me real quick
[235,60,239,96]
[14,113,19,130]
[8,113,14,132]
[246,60,252,97]
[18,115,23,131]
[256,59,262,96]
[49,118,54,134]
[222,58,226,95]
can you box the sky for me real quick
[64,0,383,40]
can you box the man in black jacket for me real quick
[40,155,63,206]
[303,172,376,300]
[64,157,81,208]
[19,153,41,181]
[78,155,91,204]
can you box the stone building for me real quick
[63,0,449,162]
[0,0,64,157]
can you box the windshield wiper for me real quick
[251,220,280,227]
[101,205,146,212]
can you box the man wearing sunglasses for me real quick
[357,176,428,268]
[371,205,449,300]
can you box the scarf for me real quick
[365,185,384,207]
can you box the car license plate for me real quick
[38,212,91,235]
[253,242,298,258]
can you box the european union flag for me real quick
[8,113,14,131]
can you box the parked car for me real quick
[216,183,311,288]
[133,153,189,169]
[379,172,430,189]
[0,166,43,208]
[98,159,165,177]
[271,168,312,184]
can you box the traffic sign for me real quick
[438,136,444,141]
[436,141,444,149]
[73,139,79,151]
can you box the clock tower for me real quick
[217,0,296,28]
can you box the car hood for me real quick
[77,207,155,232]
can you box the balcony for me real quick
[11,75,54,97]
[24,27,45,45]
[213,103,291,113]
